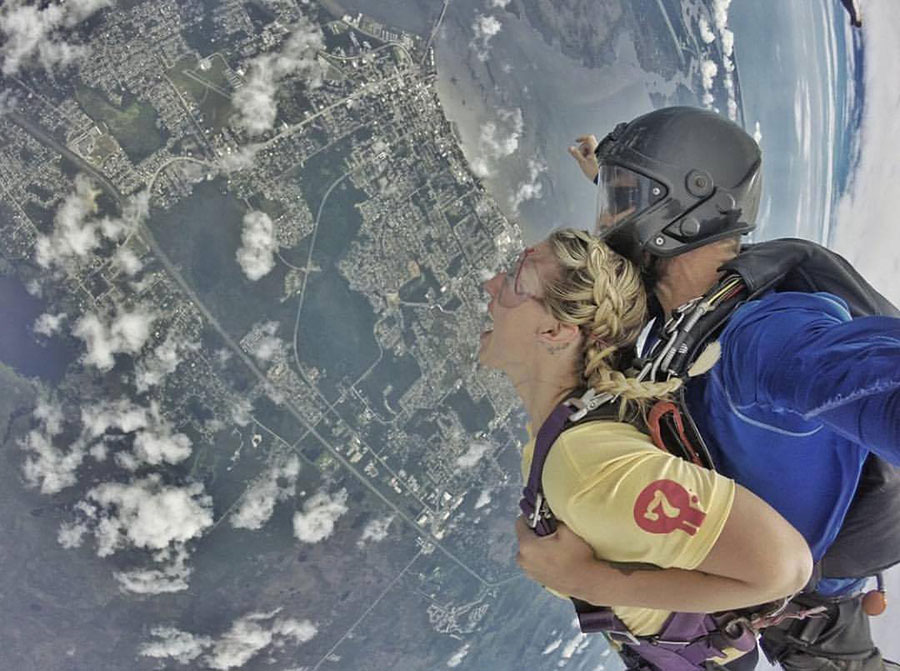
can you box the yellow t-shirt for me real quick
[521,419,736,637]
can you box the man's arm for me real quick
[725,293,900,462]
[516,481,812,613]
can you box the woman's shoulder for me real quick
[548,419,661,478]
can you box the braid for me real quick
[544,229,681,410]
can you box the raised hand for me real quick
[568,134,600,182]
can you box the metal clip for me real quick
[529,492,545,529]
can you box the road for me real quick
[8,110,509,589]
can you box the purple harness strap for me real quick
[519,402,757,671]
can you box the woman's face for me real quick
[478,241,559,373]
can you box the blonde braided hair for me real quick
[543,228,681,412]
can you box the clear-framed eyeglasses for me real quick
[496,247,540,308]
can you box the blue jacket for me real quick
[683,291,900,594]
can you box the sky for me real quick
[832,0,900,661]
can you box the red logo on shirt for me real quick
[633,480,707,536]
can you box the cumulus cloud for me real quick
[19,396,86,494]
[243,321,286,363]
[113,546,192,594]
[233,16,325,136]
[219,143,263,173]
[236,211,277,281]
[135,334,200,392]
[834,0,900,307]
[67,474,213,558]
[72,304,156,371]
[231,397,253,427]
[471,13,502,62]
[698,16,716,43]
[703,0,737,121]
[35,178,149,273]
[292,488,349,543]
[474,488,492,510]
[81,398,194,470]
[469,107,524,178]
[447,643,470,668]
[456,441,491,469]
[33,312,66,337]
[139,627,211,664]
[700,59,718,91]
[139,611,317,669]
[113,247,143,276]
[230,454,301,530]
[22,395,195,496]
[0,0,112,75]
[509,158,547,213]
[357,515,394,547]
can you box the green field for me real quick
[166,54,235,134]
[75,84,167,164]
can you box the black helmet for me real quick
[593,106,762,265]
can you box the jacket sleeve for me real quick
[721,292,900,463]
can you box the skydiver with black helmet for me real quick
[518,106,900,671]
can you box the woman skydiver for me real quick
[478,228,813,670]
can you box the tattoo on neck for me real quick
[545,343,568,355]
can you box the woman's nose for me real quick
[483,272,502,297]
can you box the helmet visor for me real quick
[594,164,667,236]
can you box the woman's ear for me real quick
[539,320,581,346]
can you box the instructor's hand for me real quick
[515,515,600,596]
[568,135,600,182]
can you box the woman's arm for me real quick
[516,483,813,613]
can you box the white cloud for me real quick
[0,0,112,75]
[113,547,193,594]
[72,305,156,371]
[236,211,277,281]
[243,321,286,363]
[706,0,737,121]
[35,177,147,273]
[456,441,491,469]
[20,397,86,495]
[292,488,349,543]
[219,143,263,173]
[542,638,562,654]
[140,611,317,669]
[81,398,194,470]
[233,16,325,136]
[471,13,502,62]
[561,631,587,660]
[698,17,716,43]
[140,627,212,664]
[230,454,301,530]
[491,0,511,7]
[135,335,200,392]
[700,59,718,91]
[447,643,470,667]
[231,397,253,427]
[76,474,213,558]
[357,515,394,547]
[474,488,492,509]
[834,0,900,308]
[35,174,101,269]
[753,121,763,144]
[509,158,547,213]
[33,312,67,337]
[470,107,524,178]
[114,247,143,276]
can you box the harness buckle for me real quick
[565,389,615,422]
